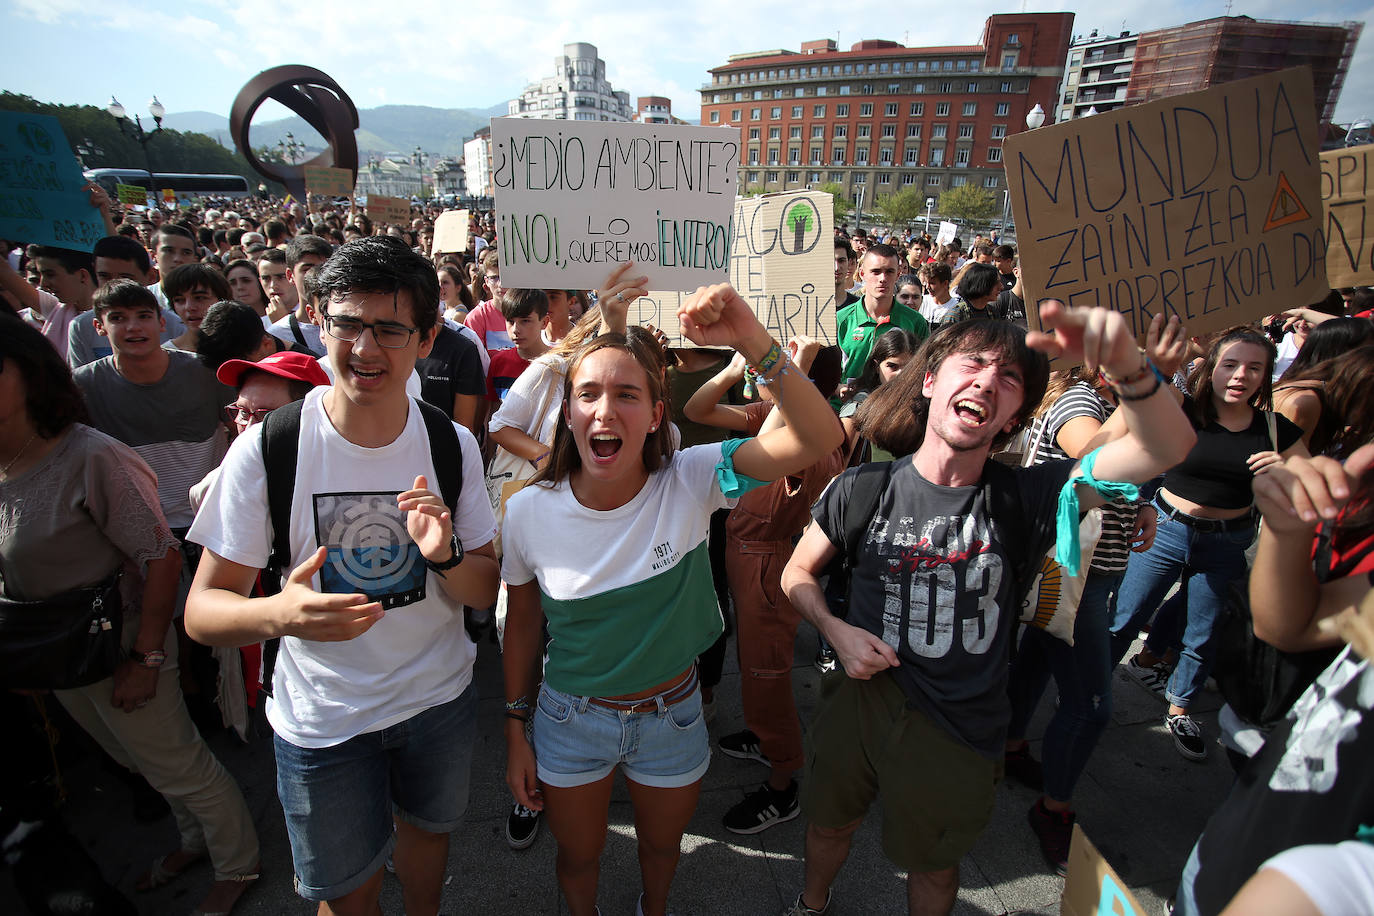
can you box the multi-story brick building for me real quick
[698,13,1074,205]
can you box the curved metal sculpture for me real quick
[230,66,359,200]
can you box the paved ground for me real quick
[1,625,1236,915]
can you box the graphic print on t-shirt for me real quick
[871,511,1004,658]
[313,491,426,609]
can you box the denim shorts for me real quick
[532,681,709,789]
[273,685,476,901]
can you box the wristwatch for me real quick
[129,649,167,669]
[424,534,465,572]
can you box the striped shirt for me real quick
[1027,382,1137,574]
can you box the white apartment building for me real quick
[1058,29,1138,122]
[506,42,633,121]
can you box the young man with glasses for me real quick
[462,249,513,356]
[187,236,499,916]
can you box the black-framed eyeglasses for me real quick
[225,403,272,425]
[322,315,419,349]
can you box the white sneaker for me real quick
[1126,654,1172,700]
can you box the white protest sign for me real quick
[629,190,836,347]
[936,221,957,245]
[432,209,470,255]
[491,117,739,290]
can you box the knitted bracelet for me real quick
[751,340,784,376]
[1114,374,1162,402]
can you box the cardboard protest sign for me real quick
[491,117,738,290]
[630,190,836,347]
[116,183,147,206]
[367,194,412,224]
[1005,67,1327,341]
[1061,825,1146,916]
[1320,147,1374,287]
[936,221,957,246]
[432,209,470,255]
[304,165,353,196]
[0,112,106,251]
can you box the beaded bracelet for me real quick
[504,697,530,713]
[1114,374,1162,402]
[754,350,795,387]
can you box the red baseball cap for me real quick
[216,350,331,389]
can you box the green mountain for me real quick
[170,102,509,157]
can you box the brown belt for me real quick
[586,667,698,713]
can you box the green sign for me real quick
[116,183,147,206]
[304,166,353,196]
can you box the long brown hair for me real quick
[530,333,676,487]
[1324,344,1374,458]
[855,319,1049,457]
[1186,326,1277,427]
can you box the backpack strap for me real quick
[288,313,309,349]
[842,461,895,572]
[414,397,463,515]
[257,399,306,698]
[980,459,1036,609]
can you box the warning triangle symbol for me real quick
[1262,172,1312,232]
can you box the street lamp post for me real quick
[1025,103,1046,131]
[277,132,305,165]
[107,95,165,191]
[924,196,934,235]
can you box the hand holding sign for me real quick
[595,262,649,335]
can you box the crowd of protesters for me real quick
[3,180,1374,916]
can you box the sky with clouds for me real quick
[5,0,1372,136]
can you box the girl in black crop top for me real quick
[1109,327,1307,762]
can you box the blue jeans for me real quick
[273,686,476,901]
[1109,508,1254,708]
[1007,572,1121,803]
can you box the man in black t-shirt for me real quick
[779,305,1196,916]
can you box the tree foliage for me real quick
[0,92,283,193]
[813,182,853,225]
[874,187,925,228]
[936,184,997,231]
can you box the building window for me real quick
[753,90,763,100]
[905,147,919,164]
[910,102,924,117]
[860,102,874,117]
[748,150,759,165]
[854,172,866,183]
[821,65,831,75]
[747,171,759,183]
[939,81,952,92]
[709,111,719,123]
[810,149,822,165]
[751,108,761,120]
[927,174,942,186]
[918,61,928,71]
[790,126,802,139]
[954,148,970,165]
[832,148,845,165]
[878,173,891,185]
[984,176,1000,188]
[786,170,800,183]
[732,109,741,120]
[839,85,851,95]
[967,82,978,93]
[882,124,896,138]
[809,171,822,182]
[885,102,898,116]
[834,125,847,138]
[914,82,925,93]
[952,175,968,186]
[907,124,922,138]
[749,128,760,140]
[930,148,945,166]
[995,102,1010,117]
[843,64,853,74]
[836,103,849,117]
[963,102,977,116]
[888,83,900,94]
[1001,53,1018,71]
[943,61,954,71]
[879,62,889,73]
[935,102,950,117]
[958,124,974,139]
[789,148,800,165]
[829,171,844,182]
[766,171,779,183]
[987,147,1003,162]
[855,148,870,165]
[792,105,803,118]
[1008,33,1020,45]
[813,104,826,117]
[811,126,824,139]
[902,173,916,185]
[932,124,948,138]
[857,125,871,138]
[768,148,779,165]
[816,86,827,96]
[770,106,781,118]
[904,61,913,72]
[771,88,782,99]
[990,125,1006,139]
[957,60,967,71]
[878,148,893,164]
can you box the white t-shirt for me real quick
[188,387,497,747]
[1274,331,1301,380]
[268,313,326,356]
[1264,841,1374,915]
[488,352,568,442]
[315,355,424,400]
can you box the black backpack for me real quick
[255,397,464,697]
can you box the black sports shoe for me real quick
[1003,744,1044,791]
[719,729,769,766]
[814,645,838,674]
[505,802,540,850]
[723,781,800,835]
[1166,713,1208,761]
[1027,798,1075,876]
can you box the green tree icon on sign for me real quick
[786,205,812,251]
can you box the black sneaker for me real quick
[1027,799,1075,876]
[1166,713,1208,761]
[781,890,832,915]
[723,781,800,835]
[505,802,540,850]
[1004,744,1044,791]
[719,729,769,766]
[814,645,838,674]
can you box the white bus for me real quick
[84,169,253,201]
